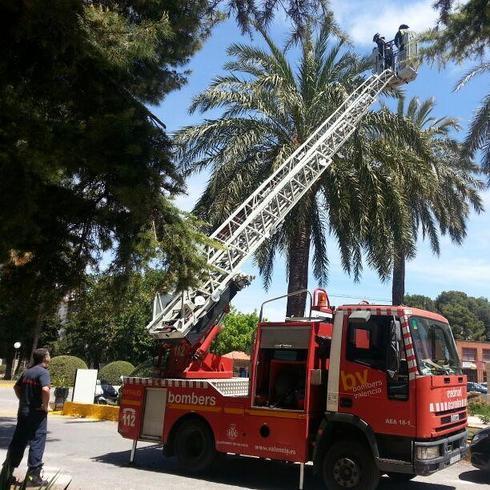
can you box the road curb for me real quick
[62,401,119,421]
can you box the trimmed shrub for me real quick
[50,355,87,387]
[468,396,490,420]
[99,361,134,385]
[129,360,154,378]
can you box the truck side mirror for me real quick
[386,319,401,379]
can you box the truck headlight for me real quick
[416,446,440,460]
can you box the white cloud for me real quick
[329,0,438,46]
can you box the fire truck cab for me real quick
[119,290,467,490]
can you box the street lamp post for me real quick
[13,341,21,377]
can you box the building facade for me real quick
[456,340,490,383]
[222,351,250,377]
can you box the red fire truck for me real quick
[119,290,467,489]
[118,35,468,489]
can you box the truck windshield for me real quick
[409,316,461,375]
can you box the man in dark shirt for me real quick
[1,348,51,487]
[394,24,410,50]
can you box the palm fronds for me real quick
[175,20,483,313]
[454,62,490,179]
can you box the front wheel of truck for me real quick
[174,419,216,474]
[322,440,380,490]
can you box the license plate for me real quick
[450,454,461,465]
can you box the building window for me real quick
[483,349,490,362]
[462,348,477,361]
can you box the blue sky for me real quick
[153,0,489,319]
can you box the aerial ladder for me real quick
[147,34,420,378]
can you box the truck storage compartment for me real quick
[141,388,167,440]
[253,326,311,410]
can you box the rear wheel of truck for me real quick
[174,419,216,474]
[322,440,380,490]
[386,472,416,481]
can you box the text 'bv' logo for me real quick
[341,369,368,391]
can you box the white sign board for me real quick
[72,369,98,404]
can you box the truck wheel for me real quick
[322,440,380,490]
[386,472,416,481]
[174,419,216,474]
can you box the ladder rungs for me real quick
[149,71,395,337]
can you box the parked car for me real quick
[472,427,490,471]
[468,382,488,394]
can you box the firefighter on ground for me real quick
[1,348,52,487]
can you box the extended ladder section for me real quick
[147,69,396,340]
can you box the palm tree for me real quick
[455,62,490,181]
[390,96,483,305]
[175,22,440,316]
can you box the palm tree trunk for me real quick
[392,251,406,306]
[30,304,44,363]
[286,224,311,317]
[3,353,14,380]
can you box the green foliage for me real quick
[436,291,488,340]
[405,290,490,341]
[403,294,437,312]
[391,96,483,304]
[99,360,134,385]
[424,0,489,63]
[176,19,482,316]
[455,63,490,180]
[422,0,490,180]
[56,270,164,367]
[468,396,490,422]
[130,360,154,378]
[213,308,259,355]
[220,0,338,41]
[0,0,215,363]
[49,355,87,387]
[439,303,485,340]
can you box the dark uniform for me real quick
[7,365,50,473]
[395,24,410,50]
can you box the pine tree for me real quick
[0,0,215,368]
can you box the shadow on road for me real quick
[0,417,16,449]
[0,417,58,449]
[93,445,457,490]
[459,468,490,484]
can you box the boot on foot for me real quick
[25,467,48,487]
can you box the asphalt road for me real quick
[0,388,489,490]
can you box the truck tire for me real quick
[322,440,380,490]
[174,419,216,474]
[386,472,416,481]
